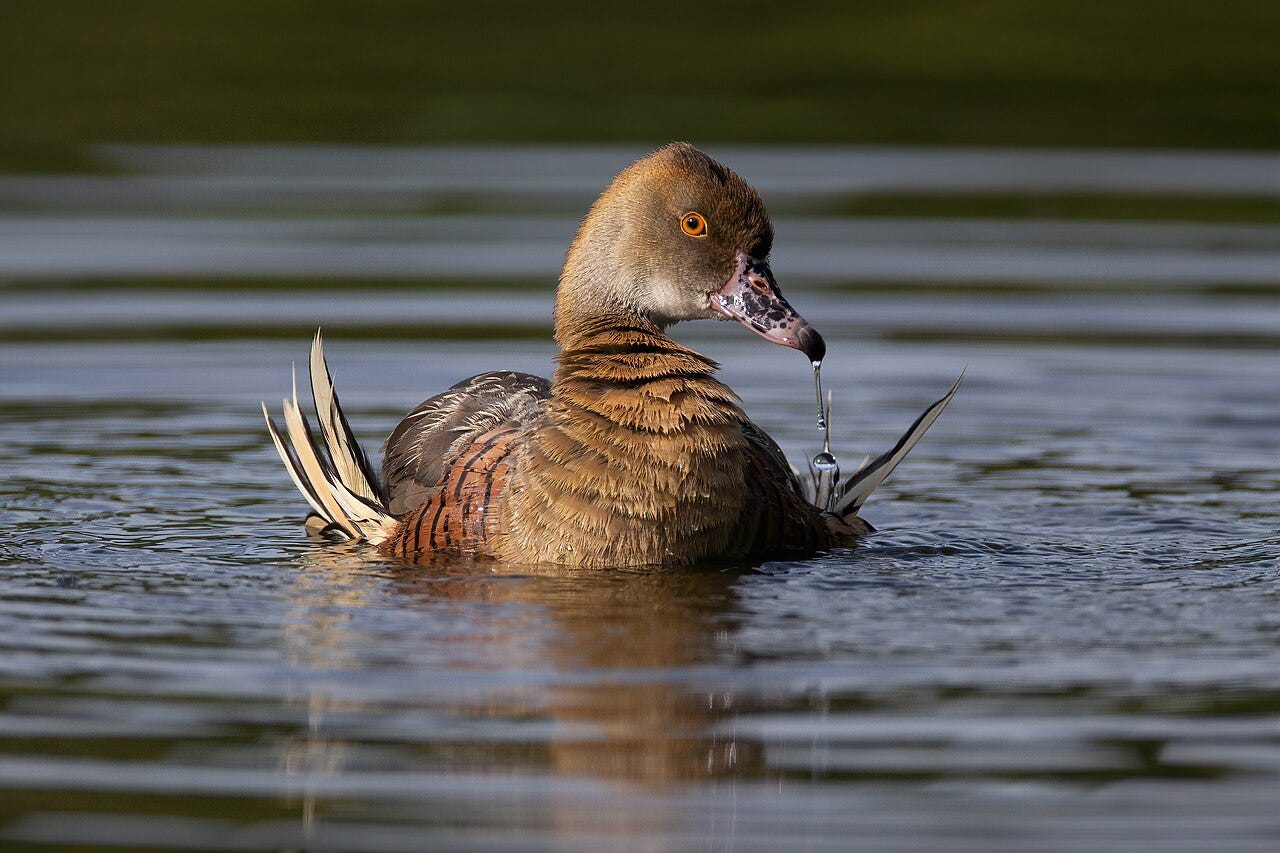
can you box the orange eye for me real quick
[680,212,708,237]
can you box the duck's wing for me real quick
[740,418,803,491]
[738,419,832,555]
[381,371,551,516]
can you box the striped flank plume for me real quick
[823,375,963,522]
[262,333,396,544]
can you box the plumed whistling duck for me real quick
[264,143,958,567]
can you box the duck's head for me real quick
[557,142,824,363]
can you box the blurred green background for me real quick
[4,0,1278,172]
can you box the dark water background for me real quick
[1,146,1278,851]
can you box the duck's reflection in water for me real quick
[278,548,766,836]
[389,557,761,786]
[279,545,379,839]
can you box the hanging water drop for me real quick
[809,449,840,512]
[812,361,826,431]
[811,451,838,473]
[809,386,840,511]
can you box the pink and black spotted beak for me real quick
[709,252,826,363]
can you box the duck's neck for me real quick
[554,313,731,408]
[550,312,747,466]
[506,313,750,565]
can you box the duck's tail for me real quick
[801,374,962,525]
[261,331,397,544]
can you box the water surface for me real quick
[1,147,1278,851]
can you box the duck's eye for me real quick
[680,212,708,238]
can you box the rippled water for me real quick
[2,147,1279,851]
[3,315,1278,850]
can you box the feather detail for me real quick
[262,402,331,522]
[309,331,384,504]
[280,367,358,537]
[833,374,963,518]
[262,338,397,545]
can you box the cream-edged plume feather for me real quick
[262,333,395,544]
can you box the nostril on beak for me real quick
[747,275,771,294]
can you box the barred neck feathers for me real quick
[553,316,742,434]
[500,317,752,566]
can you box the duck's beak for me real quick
[709,252,826,363]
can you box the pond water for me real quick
[1,147,1279,851]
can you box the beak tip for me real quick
[797,325,826,364]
